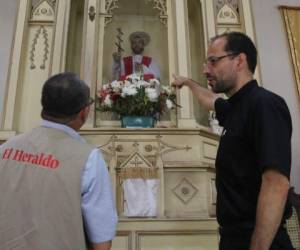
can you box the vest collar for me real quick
[41,120,85,143]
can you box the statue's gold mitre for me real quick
[129,31,151,46]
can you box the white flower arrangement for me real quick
[97,74,177,117]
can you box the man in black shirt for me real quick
[172,32,294,250]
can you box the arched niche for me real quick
[65,0,210,128]
[99,0,170,126]
[102,0,169,85]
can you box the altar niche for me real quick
[65,0,210,129]
[99,0,172,127]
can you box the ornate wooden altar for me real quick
[0,0,257,249]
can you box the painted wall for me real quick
[251,0,300,192]
[0,0,18,126]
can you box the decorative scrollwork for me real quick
[29,26,49,70]
[214,0,240,25]
[156,135,192,156]
[29,27,41,69]
[115,144,124,152]
[144,145,153,152]
[215,0,239,14]
[31,0,55,22]
[172,178,198,205]
[104,0,119,26]
[146,0,168,26]
[105,0,119,13]
[40,27,49,69]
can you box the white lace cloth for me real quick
[123,178,159,217]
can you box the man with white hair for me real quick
[112,31,160,80]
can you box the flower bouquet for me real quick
[96,74,177,127]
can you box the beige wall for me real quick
[251,0,300,192]
[0,0,18,125]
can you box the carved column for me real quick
[51,0,72,74]
[2,0,57,133]
[2,0,31,133]
[174,0,197,128]
[80,0,99,129]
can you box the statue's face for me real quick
[131,38,145,54]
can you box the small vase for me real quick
[121,116,156,128]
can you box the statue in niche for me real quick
[112,31,160,80]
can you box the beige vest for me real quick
[0,127,93,250]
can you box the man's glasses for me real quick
[204,53,239,67]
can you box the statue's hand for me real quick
[112,52,121,62]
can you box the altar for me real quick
[0,0,257,249]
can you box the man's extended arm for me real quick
[171,75,218,111]
[250,169,290,250]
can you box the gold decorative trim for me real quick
[280,7,300,101]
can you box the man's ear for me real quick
[236,53,247,71]
[79,105,90,123]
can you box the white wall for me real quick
[0,0,18,126]
[251,0,300,192]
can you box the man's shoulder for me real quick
[251,84,285,103]
[2,127,94,150]
[251,85,290,114]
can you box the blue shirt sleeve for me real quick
[81,148,118,243]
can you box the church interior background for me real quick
[1,0,300,249]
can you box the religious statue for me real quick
[112,30,160,80]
